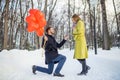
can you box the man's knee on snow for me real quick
[48,70,53,74]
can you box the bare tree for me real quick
[0,1,5,50]
[100,0,110,50]
[68,0,72,49]
[44,0,48,19]
[19,0,29,49]
[87,0,94,49]
[112,0,119,33]
[47,0,58,27]
[37,0,42,9]
[97,3,102,48]
[82,0,87,22]
[13,0,21,48]
[3,0,10,49]
[31,0,34,9]
[0,0,119,50]
[9,0,17,49]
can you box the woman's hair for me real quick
[72,14,81,22]
[45,27,52,33]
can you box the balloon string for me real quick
[42,40,46,57]
[43,34,46,49]
[43,40,46,49]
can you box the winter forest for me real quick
[0,0,120,51]
[1,0,120,80]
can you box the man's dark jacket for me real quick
[42,34,66,64]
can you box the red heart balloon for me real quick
[36,28,44,36]
[27,25,35,32]
[26,14,36,23]
[26,9,46,36]
[30,22,39,30]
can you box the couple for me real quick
[32,14,90,77]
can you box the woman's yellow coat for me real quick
[73,20,88,59]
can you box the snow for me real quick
[0,48,120,80]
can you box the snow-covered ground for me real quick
[0,48,120,80]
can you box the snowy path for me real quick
[0,48,120,80]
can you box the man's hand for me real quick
[44,36,48,41]
[64,35,69,40]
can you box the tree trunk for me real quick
[34,34,39,49]
[19,0,26,49]
[31,0,34,9]
[19,0,23,49]
[97,3,102,48]
[9,0,15,49]
[118,13,120,32]
[73,0,75,13]
[112,0,119,33]
[100,0,110,50]
[0,4,4,50]
[44,0,48,19]
[68,0,71,50]
[3,0,10,49]
[87,0,94,49]
[37,0,42,9]
[19,0,30,49]
[47,0,58,27]
[82,0,87,22]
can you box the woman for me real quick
[72,14,90,75]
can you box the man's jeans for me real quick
[35,54,66,74]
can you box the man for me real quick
[32,27,68,77]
